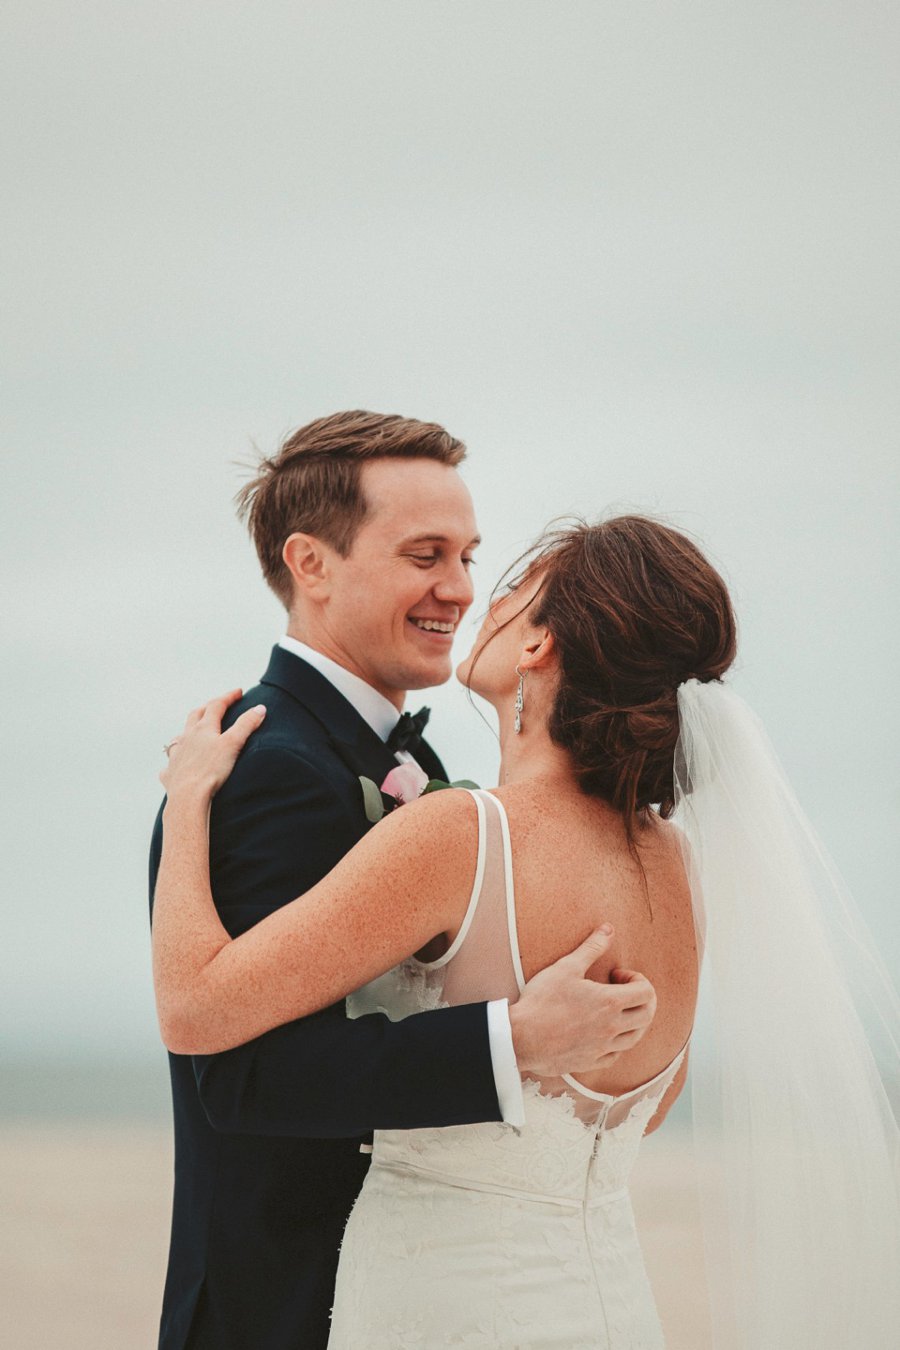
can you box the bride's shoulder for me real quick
[373,785,481,849]
[356,787,483,904]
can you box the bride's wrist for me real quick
[163,784,213,818]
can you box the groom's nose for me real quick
[432,557,475,611]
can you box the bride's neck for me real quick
[496,710,573,789]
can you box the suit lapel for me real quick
[326,726,399,789]
[260,646,418,789]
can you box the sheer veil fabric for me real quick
[674,680,900,1349]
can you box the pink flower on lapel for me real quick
[380,761,430,805]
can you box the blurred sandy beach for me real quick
[1,1122,171,1349]
[0,1116,709,1349]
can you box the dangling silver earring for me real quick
[514,665,526,734]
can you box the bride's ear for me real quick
[520,629,556,673]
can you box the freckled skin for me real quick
[485,780,697,1101]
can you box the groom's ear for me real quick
[283,532,333,600]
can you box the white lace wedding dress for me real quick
[330,789,688,1349]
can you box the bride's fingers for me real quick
[222,703,267,751]
[200,689,244,728]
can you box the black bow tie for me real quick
[387,706,431,755]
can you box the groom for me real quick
[149,411,658,1350]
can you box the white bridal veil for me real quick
[673,680,900,1349]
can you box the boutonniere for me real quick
[359,765,479,823]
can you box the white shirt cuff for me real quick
[486,998,525,1128]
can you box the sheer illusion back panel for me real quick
[435,790,521,1009]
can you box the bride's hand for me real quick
[160,690,267,802]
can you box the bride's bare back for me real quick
[439,781,698,1100]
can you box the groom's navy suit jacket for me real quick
[149,647,502,1350]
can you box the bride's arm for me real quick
[152,699,477,1056]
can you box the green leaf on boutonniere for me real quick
[421,778,481,794]
[358,775,386,823]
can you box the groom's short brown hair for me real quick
[236,410,467,608]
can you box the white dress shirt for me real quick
[278,636,526,1127]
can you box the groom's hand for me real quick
[508,926,657,1077]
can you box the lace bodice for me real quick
[348,789,688,1196]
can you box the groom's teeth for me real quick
[413,619,455,633]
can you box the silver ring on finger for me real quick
[163,740,179,757]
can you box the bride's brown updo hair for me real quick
[496,516,736,839]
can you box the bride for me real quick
[153,516,899,1348]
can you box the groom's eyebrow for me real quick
[401,533,482,548]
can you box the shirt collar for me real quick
[277,636,401,743]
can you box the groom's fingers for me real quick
[609,1027,646,1051]
[610,972,657,1019]
[610,967,638,983]
[562,925,615,976]
[560,931,656,1015]
[609,968,656,1008]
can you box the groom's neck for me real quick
[282,623,408,712]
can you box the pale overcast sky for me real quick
[2,1,897,1062]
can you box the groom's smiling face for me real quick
[294,458,480,708]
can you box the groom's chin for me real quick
[404,656,455,690]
